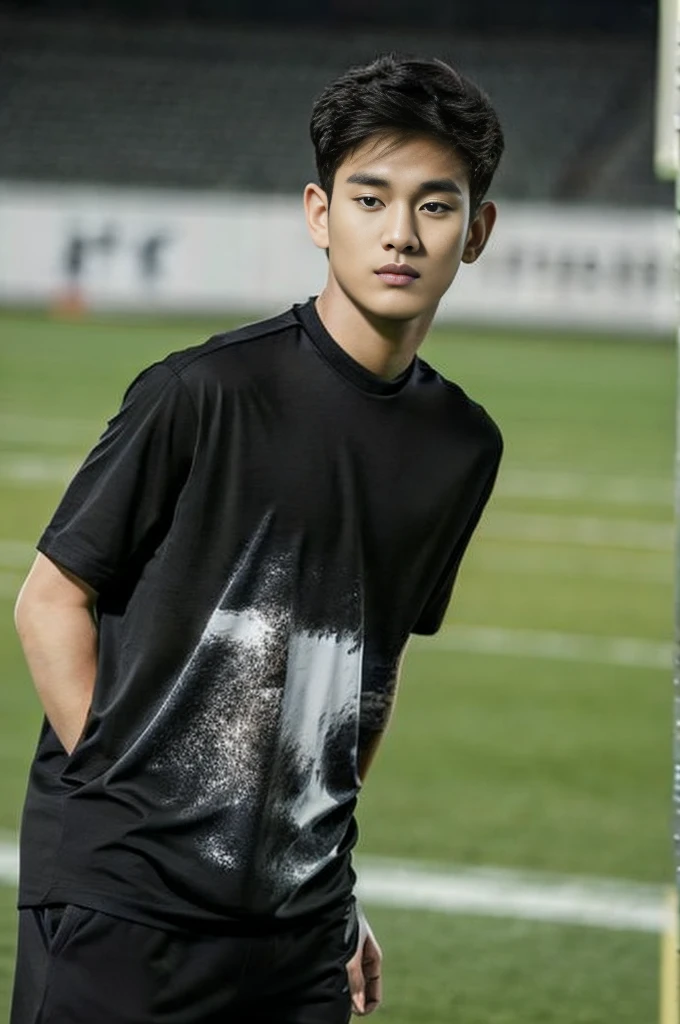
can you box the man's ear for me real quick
[461,200,497,264]
[304,183,330,251]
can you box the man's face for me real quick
[308,133,488,322]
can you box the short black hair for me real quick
[310,54,504,213]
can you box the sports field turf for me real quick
[0,310,674,1022]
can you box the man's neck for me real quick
[315,281,435,381]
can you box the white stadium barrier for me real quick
[0,182,674,333]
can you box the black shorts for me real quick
[10,900,359,1024]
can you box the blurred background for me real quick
[0,1,675,1022]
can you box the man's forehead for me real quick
[340,133,469,188]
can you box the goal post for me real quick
[657,0,680,1015]
[656,0,679,180]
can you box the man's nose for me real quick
[380,205,420,253]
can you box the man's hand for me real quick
[346,905,382,1015]
[14,554,98,755]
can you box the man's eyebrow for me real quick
[345,173,390,188]
[419,178,463,196]
[345,172,462,196]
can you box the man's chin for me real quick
[359,289,437,323]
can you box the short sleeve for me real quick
[37,362,197,593]
[411,448,501,637]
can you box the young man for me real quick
[11,54,504,1024]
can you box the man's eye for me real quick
[356,196,383,209]
[422,201,450,213]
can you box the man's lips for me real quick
[372,262,419,286]
[375,263,420,278]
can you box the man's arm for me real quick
[348,732,389,1018]
[348,642,410,1015]
[15,368,197,758]
[14,553,99,756]
[357,639,409,782]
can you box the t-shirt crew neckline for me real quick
[294,297,416,397]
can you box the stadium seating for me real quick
[0,14,671,206]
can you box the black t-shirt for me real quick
[18,298,502,932]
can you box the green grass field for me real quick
[0,310,675,1022]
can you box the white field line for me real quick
[0,415,99,447]
[472,546,672,585]
[0,840,669,934]
[423,625,672,671]
[355,858,671,934]
[0,540,36,568]
[0,841,18,885]
[483,512,673,551]
[0,454,79,485]
[0,540,33,600]
[0,572,23,601]
[497,470,671,507]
